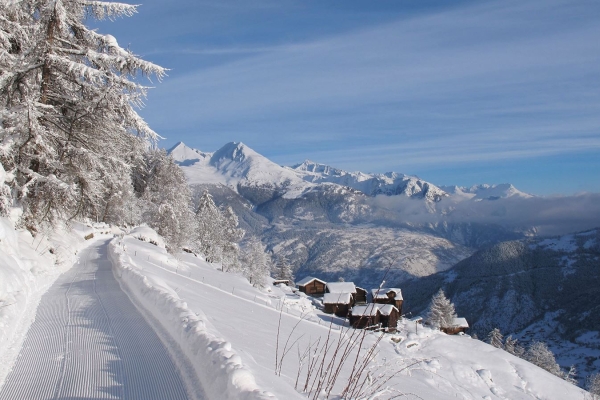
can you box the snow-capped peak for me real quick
[440,183,533,201]
[168,142,211,164]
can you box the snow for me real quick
[377,304,399,316]
[0,222,590,399]
[323,292,352,304]
[326,281,356,293]
[351,304,380,317]
[0,217,100,389]
[453,317,470,329]
[372,287,403,300]
[537,235,578,252]
[295,276,326,286]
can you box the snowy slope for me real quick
[402,228,600,385]
[107,227,588,399]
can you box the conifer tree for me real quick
[524,341,562,377]
[426,289,456,329]
[194,190,223,262]
[0,1,165,229]
[141,150,194,251]
[274,255,294,283]
[242,236,270,288]
[587,373,600,398]
[220,205,244,272]
[487,328,504,348]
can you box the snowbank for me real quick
[108,237,274,400]
[0,216,90,387]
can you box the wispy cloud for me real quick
[140,0,600,191]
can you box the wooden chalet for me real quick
[323,293,352,317]
[371,288,403,315]
[441,317,469,335]
[326,282,368,305]
[272,279,291,286]
[377,304,400,333]
[355,286,368,304]
[296,276,327,296]
[349,304,381,329]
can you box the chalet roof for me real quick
[371,288,403,300]
[296,276,326,286]
[452,317,469,328]
[326,282,356,294]
[377,304,399,316]
[323,292,352,304]
[351,304,380,317]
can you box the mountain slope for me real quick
[402,228,600,383]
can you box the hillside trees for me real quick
[0,0,165,230]
[426,289,456,329]
[140,150,194,251]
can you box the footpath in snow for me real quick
[0,238,194,400]
[110,227,589,400]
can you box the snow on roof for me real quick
[351,304,380,317]
[296,276,326,286]
[323,292,352,304]
[326,282,356,293]
[371,288,403,300]
[377,304,399,316]
[453,317,469,328]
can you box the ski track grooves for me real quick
[0,238,191,400]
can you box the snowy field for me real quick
[0,220,590,399]
[108,227,588,399]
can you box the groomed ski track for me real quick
[0,238,192,400]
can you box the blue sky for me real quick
[94,0,600,195]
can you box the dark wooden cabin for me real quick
[371,288,403,315]
[441,317,469,335]
[323,293,352,317]
[378,304,400,333]
[326,282,368,305]
[296,277,327,296]
[355,287,368,304]
[349,304,381,329]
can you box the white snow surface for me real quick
[0,216,102,388]
[0,222,589,399]
[108,228,586,399]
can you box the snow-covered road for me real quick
[0,238,191,400]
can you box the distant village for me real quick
[276,276,469,335]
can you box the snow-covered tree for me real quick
[273,255,294,283]
[503,335,524,357]
[487,328,504,349]
[426,289,456,329]
[141,150,194,251]
[524,341,562,377]
[242,237,270,288]
[0,0,165,230]
[220,205,244,272]
[194,190,224,262]
[587,373,600,398]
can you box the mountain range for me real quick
[168,141,594,287]
[170,141,600,384]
